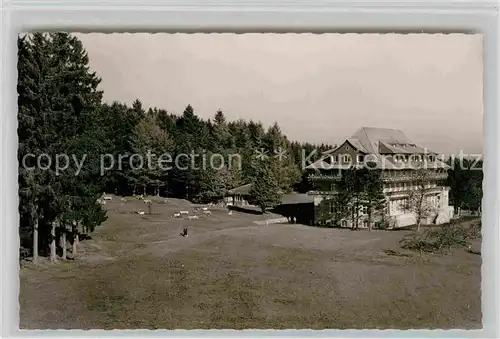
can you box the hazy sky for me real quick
[76,33,483,155]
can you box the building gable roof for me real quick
[322,139,369,156]
[305,126,448,171]
[351,127,412,154]
[346,138,370,153]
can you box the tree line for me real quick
[99,101,331,202]
[17,33,331,262]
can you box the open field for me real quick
[19,196,482,329]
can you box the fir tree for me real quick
[250,159,282,213]
[18,33,106,259]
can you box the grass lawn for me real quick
[19,197,482,329]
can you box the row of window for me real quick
[328,154,436,164]
[393,154,436,162]
[339,219,370,228]
[328,194,443,218]
[385,182,438,191]
[388,194,441,215]
[383,168,447,176]
[389,198,410,214]
[329,202,368,214]
[329,154,364,163]
[390,143,417,148]
[330,181,439,193]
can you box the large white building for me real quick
[306,127,454,228]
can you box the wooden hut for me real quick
[276,192,315,225]
[225,183,253,206]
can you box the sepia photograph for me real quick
[18,32,483,330]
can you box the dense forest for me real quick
[17,33,483,261]
[98,101,331,199]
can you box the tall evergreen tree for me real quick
[447,157,483,214]
[172,105,206,198]
[359,169,386,231]
[100,102,139,195]
[335,168,365,230]
[130,114,173,196]
[18,33,106,260]
[250,158,282,213]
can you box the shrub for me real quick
[400,220,481,256]
[399,230,436,255]
[314,219,335,228]
[375,218,390,230]
[19,247,31,261]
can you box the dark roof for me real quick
[280,192,314,205]
[227,183,252,195]
[228,183,287,196]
